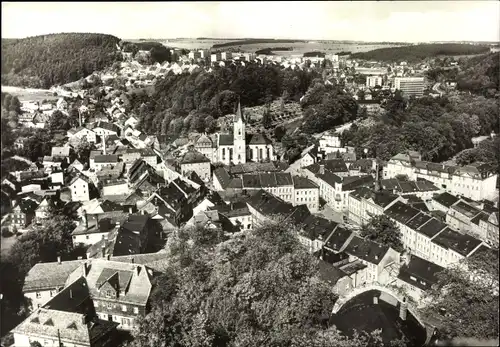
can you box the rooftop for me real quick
[23,259,85,292]
[181,150,211,164]
[398,255,445,291]
[431,228,482,256]
[384,201,420,225]
[344,236,390,265]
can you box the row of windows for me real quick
[95,301,140,314]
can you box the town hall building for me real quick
[195,102,276,165]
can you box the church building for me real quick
[194,102,275,165]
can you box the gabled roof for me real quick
[306,159,348,175]
[247,133,272,145]
[218,134,234,146]
[417,217,447,239]
[23,259,85,292]
[431,228,482,256]
[398,255,444,291]
[181,150,211,164]
[451,200,481,219]
[405,212,432,231]
[214,167,232,189]
[299,215,338,241]
[94,121,120,134]
[94,155,119,163]
[433,192,459,208]
[316,170,342,187]
[247,190,296,218]
[342,175,374,190]
[384,201,420,225]
[69,174,91,186]
[293,176,318,189]
[344,236,390,265]
[324,225,352,252]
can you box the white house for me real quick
[70,175,90,202]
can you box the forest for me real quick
[350,43,490,63]
[129,63,322,136]
[255,47,293,55]
[455,52,499,97]
[1,33,122,88]
[340,92,500,164]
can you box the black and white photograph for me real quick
[0,1,499,347]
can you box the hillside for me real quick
[212,38,306,49]
[350,43,491,62]
[1,33,122,89]
[456,52,499,96]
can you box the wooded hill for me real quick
[1,33,122,88]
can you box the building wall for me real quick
[248,144,274,162]
[229,214,253,231]
[73,232,108,246]
[300,154,315,168]
[25,288,59,310]
[102,183,129,196]
[180,162,211,181]
[294,187,319,212]
[71,180,90,202]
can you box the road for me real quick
[432,83,443,96]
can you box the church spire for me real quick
[235,100,243,122]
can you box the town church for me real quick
[194,102,275,165]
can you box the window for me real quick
[36,292,41,299]
[122,305,127,312]
[134,307,139,314]
[107,302,113,309]
[121,318,130,326]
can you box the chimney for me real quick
[131,257,135,264]
[57,256,61,264]
[82,262,89,277]
[101,244,106,258]
[230,203,233,210]
[69,289,73,299]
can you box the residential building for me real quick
[296,215,338,254]
[102,179,129,197]
[446,200,481,233]
[210,202,253,231]
[429,227,483,268]
[22,257,85,309]
[13,277,117,347]
[396,254,445,304]
[348,187,403,225]
[91,155,119,171]
[70,175,91,202]
[180,150,211,181]
[64,259,154,330]
[67,126,97,143]
[394,77,425,97]
[292,176,320,212]
[318,132,346,154]
[246,190,307,227]
[11,199,38,230]
[93,122,120,137]
[72,213,127,246]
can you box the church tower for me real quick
[233,101,246,164]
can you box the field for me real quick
[1,85,58,102]
[129,38,408,57]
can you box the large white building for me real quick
[194,103,276,165]
[394,77,425,97]
[366,76,383,88]
[384,152,498,201]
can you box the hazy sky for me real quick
[2,1,499,42]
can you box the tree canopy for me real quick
[360,215,404,253]
[131,223,386,347]
[422,248,499,340]
[1,33,122,88]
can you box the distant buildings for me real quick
[366,76,383,88]
[394,77,425,97]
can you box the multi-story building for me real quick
[292,176,320,212]
[64,258,153,330]
[13,277,117,347]
[318,132,346,154]
[180,150,211,181]
[210,202,253,231]
[70,175,91,202]
[394,77,425,97]
[11,199,37,230]
[385,152,498,201]
[366,76,383,88]
[348,187,404,225]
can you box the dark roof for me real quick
[94,155,119,163]
[324,226,352,252]
[397,255,445,291]
[214,167,231,189]
[306,159,348,175]
[95,121,120,133]
[318,260,348,285]
[259,173,277,187]
[276,172,294,186]
[384,201,420,225]
[218,134,234,146]
[23,259,85,292]
[299,215,338,241]
[293,176,318,189]
[181,150,210,164]
[247,190,296,218]
[431,228,482,256]
[342,175,374,190]
[451,201,481,219]
[242,174,261,188]
[405,212,432,231]
[228,162,280,175]
[349,158,373,172]
[471,211,490,226]
[433,192,459,208]
[344,236,390,265]
[247,133,272,145]
[316,170,342,187]
[380,178,400,191]
[285,205,312,225]
[350,187,400,208]
[211,202,250,218]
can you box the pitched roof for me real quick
[431,227,482,256]
[293,176,318,189]
[384,201,420,225]
[93,155,119,163]
[405,212,432,231]
[398,255,445,291]
[211,202,251,218]
[299,215,338,241]
[433,192,459,208]
[417,218,447,239]
[344,236,390,265]
[324,226,352,252]
[451,201,481,219]
[23,259,85,292]
[181,150,211,164]
[316,170,342,187]
[276,172,294,186]
[247,190,296,218]
[306,159,348,175]
[342,175,374,190]
[218,134,234,146]
[65,258,153,306]
[247,133,272,145]
[94,121,120,133]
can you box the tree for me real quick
[422,248,499,340]
[74,137,94,164]
[262,107,272,129]
[130,222,380,347]
[360,215,404,253]
[204,115,217,133]
[48,110,70,132]
[274,125,286,142]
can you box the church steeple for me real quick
[235,100,243,123]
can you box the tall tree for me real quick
[360,215,404,253]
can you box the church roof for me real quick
[219,134,234,146]
[247,133,272,145]
[234,101,243,122]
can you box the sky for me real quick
[2,1,499,42]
